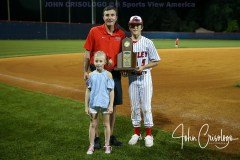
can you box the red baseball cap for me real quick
[128,16,143,25]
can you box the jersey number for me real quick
[141,59,146,66]
[137,59,146,66]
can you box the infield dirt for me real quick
[0,48,239,154]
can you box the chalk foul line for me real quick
[0,73,83,93]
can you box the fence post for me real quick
[45,22,48,39]
[7,0,11,21]
[91,0,96,24]
[39,0,42,23]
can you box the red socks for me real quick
[134,127,140,136]
[146,127,152,136]
[134,127,152,136]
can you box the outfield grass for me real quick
[0,83,239,159]
[0,40,85,58]
[152,39,240,49]
[235,82,240,88]
[0,39,240,58]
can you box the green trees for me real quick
[226,20,239,32]
[121,0,240,32]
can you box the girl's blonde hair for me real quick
[94,51,107,60]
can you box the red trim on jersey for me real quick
[84,24,125,71]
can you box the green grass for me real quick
[235,82,240,88]
[0,39,240,58]
[0,40,85,58]
[0,83,239,159]
[152,39,240,49]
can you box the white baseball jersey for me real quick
[128,36,160,128]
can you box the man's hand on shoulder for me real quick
[107,58,113,66]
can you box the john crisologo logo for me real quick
[172,123,239,149]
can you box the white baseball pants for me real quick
[128,71,154,128]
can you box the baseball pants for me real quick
[128,71,154,128]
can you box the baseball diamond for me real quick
[0,47,239,154]
[1,0,240,158]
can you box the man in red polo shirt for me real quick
[83,6,125,149]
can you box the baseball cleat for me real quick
[128,134,142,145]
[144,135,154,147]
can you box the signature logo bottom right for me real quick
[172,123,239,149]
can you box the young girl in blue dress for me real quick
[85,51,114,154]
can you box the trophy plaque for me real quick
[115,37,136,71]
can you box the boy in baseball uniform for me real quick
[127,16,160,147]
[85,51,114,154]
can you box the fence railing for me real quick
[0,21,92,39]
[1,21,240,39]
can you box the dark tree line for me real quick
[118,0,240,32]
[0,0,239,32]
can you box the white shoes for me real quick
[144,135,154,147]
[128,134,142,145]
[87,145,112,154]
[128,134,154,147]
[104,145,112,154]
[86,145,94,155]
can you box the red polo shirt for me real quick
[84,24,125,71]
